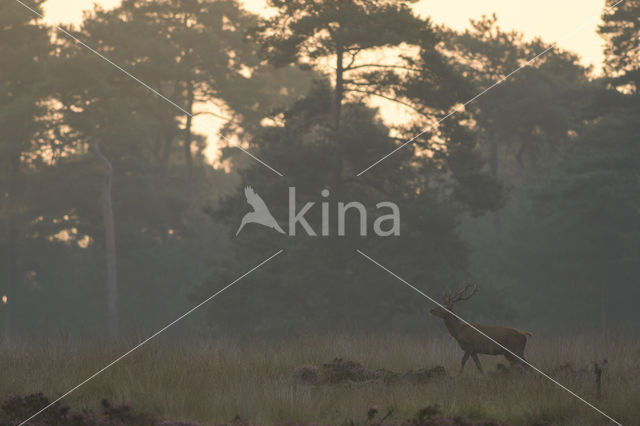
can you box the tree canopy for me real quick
[1,0,639,341]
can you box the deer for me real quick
[430,284,532,374]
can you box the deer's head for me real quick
[430,283,477,319]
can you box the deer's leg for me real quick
[460,352,470,373]
[505,350,526,367]
[505,352,518,366]
[471,353,484,373]
[518,348,527,364]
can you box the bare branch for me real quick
[193,110,236,123]
[344,48,362,70]
[344,88,423,113]
[344,63,422,72]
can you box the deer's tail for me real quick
[516,329,533,338]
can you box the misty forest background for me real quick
[1,0,639,345]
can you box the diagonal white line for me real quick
[356,249,623,426]
[17,249,284,426]
[356,0,626,176]
[12,0,284,177]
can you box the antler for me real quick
[443,283,478,308]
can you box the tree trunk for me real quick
[516,139,529,174]
[4,225,17,346]
[91,138,119,342]
[330,46,344,130]
[600,281,607,338]
[3,154,20,345]
[160,129,174,174]
[488,136,501,232]
[488,138,498,177]
[184,84,194,178]
[159,80,180,174]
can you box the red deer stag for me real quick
[430,284,532,373]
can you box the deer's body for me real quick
[446,315,530,355]
[431,284,532,373]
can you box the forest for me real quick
[0,0,639,424]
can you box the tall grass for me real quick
[1,334,638,425]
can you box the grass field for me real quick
[0,334,638,425]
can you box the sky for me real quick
[38,0,609,161]
[41,0,608,70]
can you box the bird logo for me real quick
[236,186,285,236]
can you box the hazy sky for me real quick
[38,0,609,161]
[42,0,607,69]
